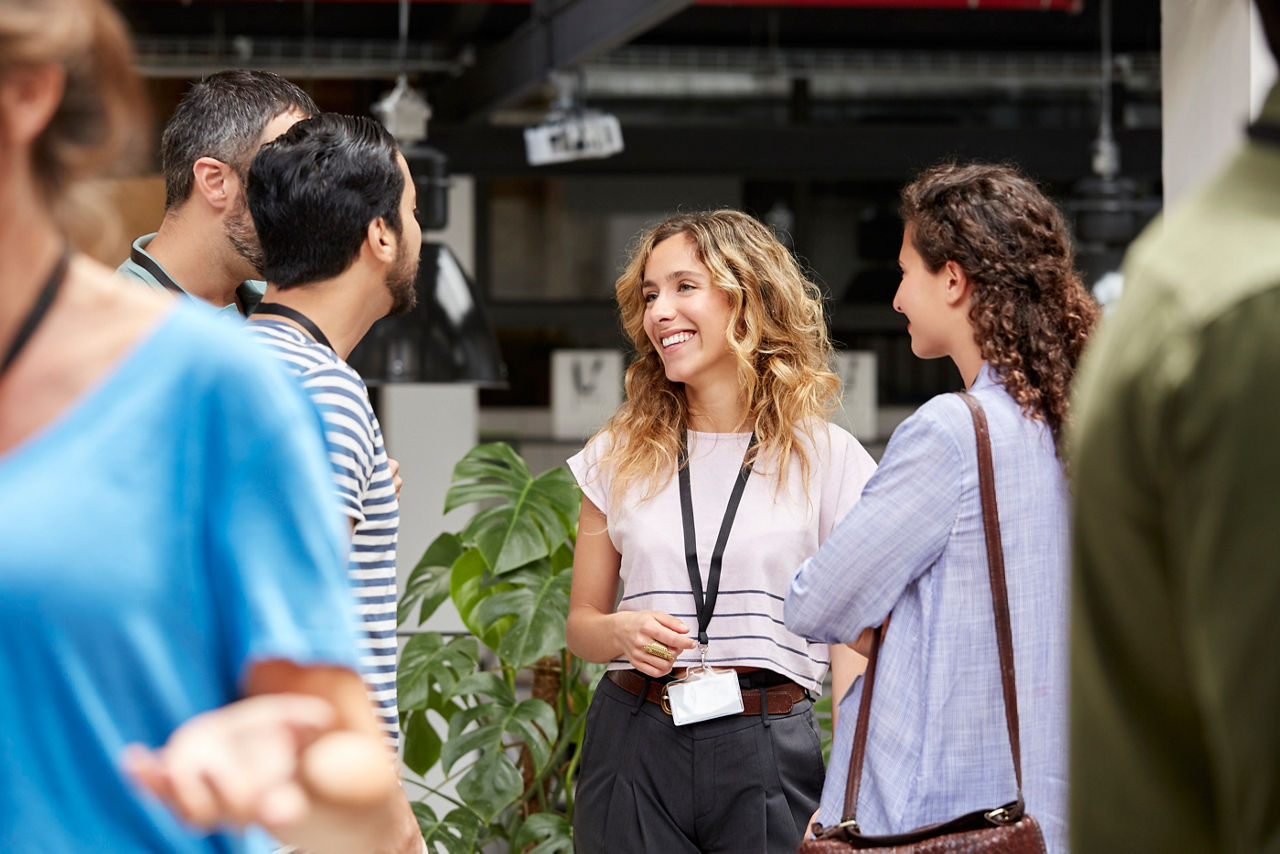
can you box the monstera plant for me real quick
[397,443,601,854]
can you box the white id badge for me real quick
[664,668,744,726]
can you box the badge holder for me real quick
[661,643,743,726]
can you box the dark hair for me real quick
[901,162,1099,449]
[0,0,146,228]
[160,69,317,209]
[247,112,405,288]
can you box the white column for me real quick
[1162,0,1279,205]
[385,174,480,635]
[383,383,477,634]
[385,177,482,812]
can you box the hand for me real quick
[614,610,698,677]
[123,694,396,837]
[388,458,403,502]
[805,807,821,839]
[847,618,887,658]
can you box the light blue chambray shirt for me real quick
[785,364,1069,854]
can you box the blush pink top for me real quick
[569,421,876,691]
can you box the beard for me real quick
[224,195,265,276]
[385,237,420,317]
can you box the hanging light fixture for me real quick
[1066,0,1159,311]
[352,0,506,386]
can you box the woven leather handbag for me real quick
[798,393,1047,854]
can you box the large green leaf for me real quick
[449,672,558,770]
[400,533,464,626]
[450,547,511,652]
[412,802,483,854]
[445,443,581,575]
[401,709,443,777]
[471,563,572,670]
[549,541,575,574]
[456,749,524,824]
[440,672,559,821]
[511,813,574,854]
[565,657,605,719]
[397,633,480,711]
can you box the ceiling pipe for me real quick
[123,0,1081,8]
[693,0,1081,7]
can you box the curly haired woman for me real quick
[786,163,1099,854]
[566,210,877,853]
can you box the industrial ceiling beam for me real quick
[420,123,1162,183]
[433,0,695,121]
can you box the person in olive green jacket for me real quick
[1069,2,1280,851]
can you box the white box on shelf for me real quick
[833,351,878,442]
[551,349,624,441]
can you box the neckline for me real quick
[132,233,261,316]
[0,305,179,470]
[968,361,995,391]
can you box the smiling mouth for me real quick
[661,331,694,349]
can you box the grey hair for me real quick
[160,69,318,209]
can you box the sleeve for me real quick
[201,346,361,682]
[785,405,964,644]
[309,368,377,524]
[818,425,879,544]
[567,432,613,515]
[1072,285,1280,853]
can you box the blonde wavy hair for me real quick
[595,209,841,508]
[0,0,148,253]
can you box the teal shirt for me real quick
[117,233,265,316]
[1070,83,1280,853]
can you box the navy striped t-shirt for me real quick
[246,319,400,747]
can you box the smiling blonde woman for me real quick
[565,210,877,853]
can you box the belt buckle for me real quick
[659,683,673,715]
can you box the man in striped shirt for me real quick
[243,113,421,753]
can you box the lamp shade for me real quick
[346,242,507,385]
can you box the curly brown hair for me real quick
[594,209,840,507]
[900,163,1099,448]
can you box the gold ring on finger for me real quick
[642,641,675,662]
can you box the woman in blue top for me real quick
[0,2,419,850]
[785,163,1099,854]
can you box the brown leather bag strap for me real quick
[840,620,881,822]
[959,391,1027,805]
[838,391,1025,825]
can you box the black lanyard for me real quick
[2,247,70,380]
[130,243,182,293]
[1248,122,1280,148]
[252,303,334,351]
[677,431,756,647]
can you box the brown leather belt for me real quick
[607,669,807,716]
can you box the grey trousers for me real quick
[572,673,825,854]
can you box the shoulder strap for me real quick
[130,242,183,293]
[840,391,1026,825]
